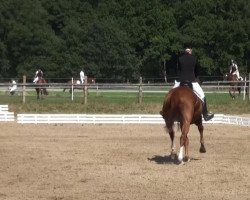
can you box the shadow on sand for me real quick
[148,155,201,165]
[148,155,178,165]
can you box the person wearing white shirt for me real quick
[9,80,17,95]
[80,70,85,84]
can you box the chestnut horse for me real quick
[224,73,241,99]
[35,78,48,99]
[63,78,96,94]
[160,86,206,164]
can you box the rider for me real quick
[229,59,243,81]
[9,79,17,95]
[33,69,43,83]
[80,69,85,84]
[173,47,214,121]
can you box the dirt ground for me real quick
[0,123,249,200]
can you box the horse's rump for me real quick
[161,87,202,124]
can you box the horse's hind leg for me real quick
[229,88,234,99]
[196,122,206,153]
[36,89,39,100]
[167,124,176,159]
[178,121,190,163]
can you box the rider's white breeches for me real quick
[80,77,84,84]
[10,86,17,92]
[173,81,205,101]
[33,77,39,83]
[232,71,242,80]
[232,70,240,79]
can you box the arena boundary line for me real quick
[16,113,250,126]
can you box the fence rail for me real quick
[16,113,250,126]
[0,105,15,121]
[1,75,250,104]
[0,103,249,126]
[0,104,9,112]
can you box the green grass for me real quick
[0,91,250,115]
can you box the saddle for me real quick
[179,81,193,90]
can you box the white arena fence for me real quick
[1,104,249,126]
[16,113,250,126]
[0,105,15,121]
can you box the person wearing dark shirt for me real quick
[173,48,214,121]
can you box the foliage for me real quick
[0,0,249,81]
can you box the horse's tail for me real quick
[161,90,173,119]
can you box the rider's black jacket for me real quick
[177,53,200,82]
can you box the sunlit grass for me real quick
[0,91,249,115]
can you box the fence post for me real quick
[84,76,88,104]
[243,77,246,101]
[71,77,74,101]
[138,76,142,104]
[22,75,26,104]
[248,73,250,101]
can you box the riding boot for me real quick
[202,97,214,121]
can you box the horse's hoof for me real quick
[170,151,176,160]
[200,145,206,153]
[178,161,185,165]
[200,148,206,153]
[183,156,190,162]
